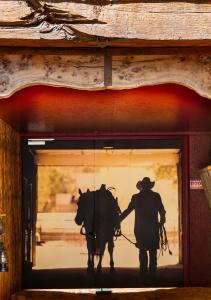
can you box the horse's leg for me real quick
[86,235,94,271]
[88,252,94,269]
[97,240,106,272]
[108,238,115,271]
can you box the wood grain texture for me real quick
[0,53,211,99]
[0,54,104,98]
[111,55,211,97]
[1,1,211,43]
[0,119,21,300]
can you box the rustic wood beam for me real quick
[1,39,211,48]
[0,52,210,100]
[1,1,211,46]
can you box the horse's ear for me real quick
[79,189,82,195]
[87,189,90,193]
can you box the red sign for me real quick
[190,179,203,190]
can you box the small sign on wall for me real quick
[190,179,204,190]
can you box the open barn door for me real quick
[22,138,184,289]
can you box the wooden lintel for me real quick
[1,46,211,56]
[1,39,211,49]
[1,1,211,47]
[0,50,211,100]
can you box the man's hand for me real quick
[159,217,166,226]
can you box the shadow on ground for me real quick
[24,265,183,289]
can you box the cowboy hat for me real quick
[136,177,155,190]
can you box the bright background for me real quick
[34,148,180,269]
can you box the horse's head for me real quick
[75,188,91,226]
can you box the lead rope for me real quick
[114,228,139,248]
[114,225,173,258]
[114,229,138,246]
[158,224,173,259]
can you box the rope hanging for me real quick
[158,224,173,258]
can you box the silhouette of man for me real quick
[121,177,166,279]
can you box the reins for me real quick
[158,224,173,257]
[114,228,139,248]
[114,225,173,257]
[78,186,172,259]
[80,223,172,258]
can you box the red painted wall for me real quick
[188,134,211,286]
[0,84,211,134]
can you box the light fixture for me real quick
[27,138,55,146]
[28,141,46,146]
[103,146,114,149]
[0,214,8,272]
[0,242,8,272]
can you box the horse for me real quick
[75,185,121,272]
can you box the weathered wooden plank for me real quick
[0,53,211,100]
[2,1,211,20]
[0,1,31,22]
[111,55,211,98]
[74,13,211,40]
[0,54,104,98]
[1,1,211,43]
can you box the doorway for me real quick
[22,138,184,289]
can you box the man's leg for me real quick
[149,248,157,278]
[139,248,148,275]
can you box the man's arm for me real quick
[120,197,135,222]
[157,194,166,225]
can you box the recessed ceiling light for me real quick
[28,141,46,146]
[103,146,114,149]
